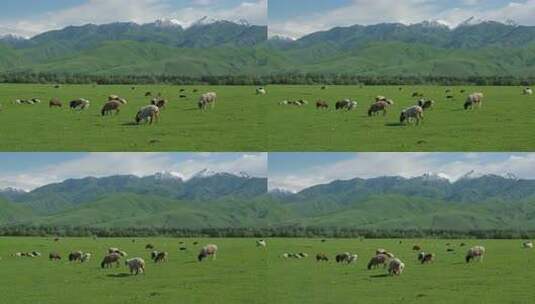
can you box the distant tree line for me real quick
[0,72,533,86]
[1,225,534,239]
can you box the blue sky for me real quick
[0,0,267,37]
[0,153,267,190]
[268,0,535,38]
[269,153,535,192]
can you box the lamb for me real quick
[153,251,168,263]
[68,251,83,262]
[151,98,168,109]
[464,93,484,110]
[466,246,486,263]
[256,87,267,95]
[523,88,533,95]
[256,240,267,247]
[417,99,435,110]
[400,106,424,125]
[69,98,90,110]
[522,241,533,249]
[388,258,405,276]
[135,105,160,124]
[198,244,218,262]
[81,253,91,263]
[417,252,434,264]
[198,92,217,110]
[125,258,145,275]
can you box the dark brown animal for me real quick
[49,98,62,108]
[151,98,168,109]
[154,251,168,263]
[49,253,61,261]
[68,251,83,262]
[316,101,329,109]
[101,253,121,268]
[145,244,154,249]
[316,253,329,262]
[101,100,122,116]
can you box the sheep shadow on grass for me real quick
[385,122,404,127]
[107,273,132,278]
[121,122,140,127]
[370,274,391,279]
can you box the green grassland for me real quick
[266,85,535,151]
[0,84,267,151]
[0,237,533,304]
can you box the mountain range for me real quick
[2,172,535,231]
[1,19,535,76]
[0,19,269,76]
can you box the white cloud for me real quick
[0,0,266,37]
[269,153,535,192]
[269,0,535,39]
[0,153,267,191]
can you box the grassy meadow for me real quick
[266,85,535,151]
[0,84,267,151]
[0,237,533,304]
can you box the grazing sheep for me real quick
[446,95,455,100]
[417,252,434,264]
[179,247,187,251]
[417,99,435,110]
[145,92,152,97]
[135,105,160,124]
[145,244,154,250]
[400,106,424,125]
[466,246,486,263]
[198,244,218,262]
[316,100,329,109]
[376,249,395,258]
[336,99,357,111]
[125,258,145,275]
[522,241,533,249]
[108,248,128,257]
[256,240,267,247]
[412,245,422,251]
[336,253,358,264]
[154,251,168,263]
[367,254,389,269]
[101,100,122,116]
[49,253,61,261]
[49,98,62,108]
[108,95,127,104]
[447,248,455,253]
[256,87,267,95]
[523,88,533,95]
[151,98,168,109]
[151,251,159,260]
[81,253,91,263]
[388,258,405,276]
[179,95,187,98]
[69,251,83,262]
[198,92,217,110]
[316,253,329,262]
[464,93,484,110]
[101,253,121,268]
[69,98,90,110]
[368,100,392,116]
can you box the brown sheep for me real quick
[101,100,122,116]
[101,253,121,268]
[49,98,62,108]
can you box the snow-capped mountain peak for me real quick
[420,172,450,181]
[153,171,184,181]
[191,16,221,27]
[191,168,219,179]
[154,18,183,28]
[0,186,27,193]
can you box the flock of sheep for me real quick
[277,86,534,126]
[5,239,535,278]
[10,241,218,276]
[3,87,219,125]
